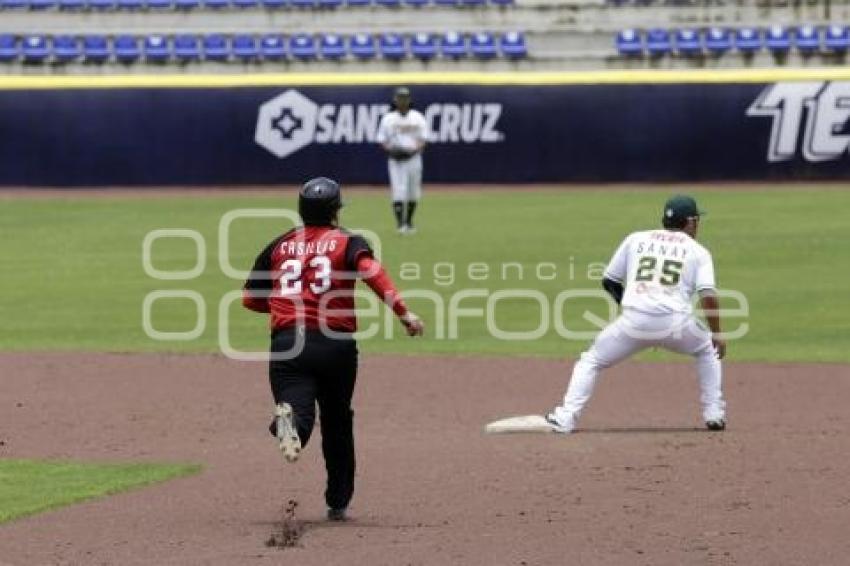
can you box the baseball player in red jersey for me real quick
[243,177,424,521]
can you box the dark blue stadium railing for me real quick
[0,31,527,62]
[0,0,513,8]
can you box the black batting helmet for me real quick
[298,177,343,226]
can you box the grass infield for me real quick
[0,187,846,362]
[0,459,201,523]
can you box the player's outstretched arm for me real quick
[699,290,725,359]
[357,255,424,337]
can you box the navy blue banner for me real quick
[2,81,850,186]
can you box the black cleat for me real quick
[327,508,347,522]
[705,419,726,431]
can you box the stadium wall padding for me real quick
[2,76,850,186]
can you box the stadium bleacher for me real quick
[0,31,527,63]
[614,25,850,58]
[0,0,844,71]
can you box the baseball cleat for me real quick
[327,508,348,522]
[545,413,573,434]
[274,403,301,463]
[705,419,726,431]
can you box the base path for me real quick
[1,353,848,566]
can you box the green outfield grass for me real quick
[0,459,200,523]
[0,187,847,362]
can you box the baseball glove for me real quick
[388,148,415,161]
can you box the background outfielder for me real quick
[546,195,727,433]
[376,87,430,234]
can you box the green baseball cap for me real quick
[662,194,705,224]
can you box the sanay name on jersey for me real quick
[605,229,715,316]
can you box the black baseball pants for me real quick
[268,327,358,511]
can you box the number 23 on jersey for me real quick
[279,256,332,295]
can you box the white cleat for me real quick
[274,403,301,463]
[397,225,408,235]
[544,413,573,434]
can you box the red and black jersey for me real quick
[243,226,386,333]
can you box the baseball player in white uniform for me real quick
[376,87,430,234]
[545,195,727,433]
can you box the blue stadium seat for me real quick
[461,0,485,6]
[410,32,437,60]
[441,31,466,58]
[375,0,400,6]
[349,33,376,59]
[735,27,762,53]
[291,0,315,6]
[202,35,228,61]
[232,35,259,60]
[616,28,642,56]
[114,35,141,62]
[58,0,86,9]
[53,35,81,62]
[83,35,110,62]
[404,0,429,6]
[434,0,458,5]
[320,34,346,59]
[765,25,791,53]
[233,0,258,7]
[290,34,317,60]
[824,25,849,52]
[704,27,731,54]
[202,0,228,7]
[500,31,526,59]
[0,0,27,8]
[22,36,50,63]
[0,35,17,62]
[262,0,286,6]
[380,33,406,60]
[144,35,170,62]
[88,0,116,9]
[261,34,286,60]
[470,32,497,59]
[117,0,143,8]
[794,25,820,54]
[318,0,342,7]
[174,35,201,61]
[675,28,701,56]
[346,0,370,5]
[645,28,671,56]
[146,0,172,8]
[30,0,58,9]
[175,0,200,8]
[490,0,513,5]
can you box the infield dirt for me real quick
[1,352,849,565]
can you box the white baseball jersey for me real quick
[376,109,430,152]
[604,229,715,315]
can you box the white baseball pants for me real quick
[550,308,725,431]
[388,154,423,202]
